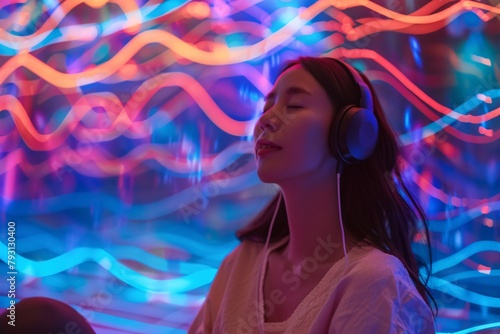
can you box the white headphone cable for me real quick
[337,172,349,269]
[258,190,282,333]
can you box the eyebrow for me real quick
[264,86,313,101]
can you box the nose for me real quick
[256,109,279,134]
[254,116,273,140]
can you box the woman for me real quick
[189,56,436,333]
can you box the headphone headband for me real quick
[332,60,373,112]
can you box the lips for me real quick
[255,138,282,156]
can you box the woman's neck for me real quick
[278,170,354,266]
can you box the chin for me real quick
[256,169,280,184]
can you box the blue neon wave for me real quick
[0,242,216,293]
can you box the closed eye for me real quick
[260,105,302,115]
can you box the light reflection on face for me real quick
[253,64,337,185]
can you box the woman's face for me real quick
[253,64,337,184]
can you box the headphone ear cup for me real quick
[330,106,379,164]
[330,105,349,162]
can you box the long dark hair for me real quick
[236,56,437,315]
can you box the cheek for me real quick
[293,122,330,152]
